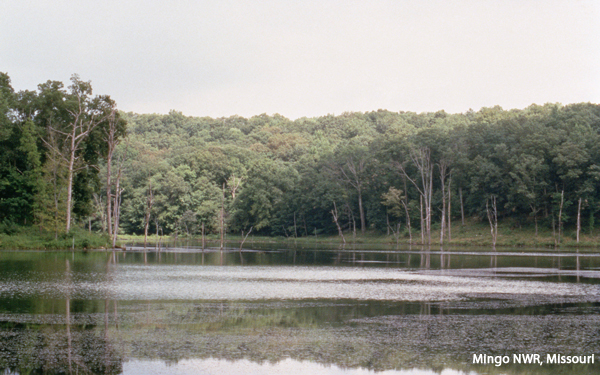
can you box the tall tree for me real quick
[395,146,434,245]
[42,75,113,232]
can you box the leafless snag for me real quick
[327,155,368,233]
[240,227,253,251]
[395,147,433,245]
[486,195,498,249]
[331,202,346,244]
[143,179,154,249]
[42,77,113,232]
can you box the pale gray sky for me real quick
[2,0,599,119]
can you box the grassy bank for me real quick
[0,226,112,250]
[118,219,600,250]
[2,219,599,251]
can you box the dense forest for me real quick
[2,72,600,245]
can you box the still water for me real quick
[0,242,599,374]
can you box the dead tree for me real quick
[227,173,243,199]
[459,186,465,225]
[102,108,127,245]
[143,179,154,249]
[110,140,128,248]
[577,197,582,243]
[438,161,450,245]
[402,175,412,243]
[486,195,498,248]
[395,147,434,245]
[240,227,253,251]
[220,182,225,249]
[420,196,424,244]
[447,174,452,243]
[557,189,564,245]
[201,222,205,251]
[529,202,540,237]
[345,203,357,240]
[327,152,369,234]
[42,77,113,232]
[331,202,346,244]
[388,222,401,246]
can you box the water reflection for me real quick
[123,358,470,375]
[0,257,123,374]
[0,247,599,374]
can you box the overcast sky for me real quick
[2,0,599,119]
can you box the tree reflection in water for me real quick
[0,259,123,374]
[0,247,599,374]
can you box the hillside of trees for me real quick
[2,72,600,246]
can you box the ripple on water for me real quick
[0,265,598,303]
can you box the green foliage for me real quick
[382,187,405,218]
[2,71,600,243]
[0,225,110,250]
[0,72,126,237]
[108,102,600,239]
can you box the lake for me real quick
[0,242,599,374]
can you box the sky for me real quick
[2,0,599,120]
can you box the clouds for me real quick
[2,0,599,119]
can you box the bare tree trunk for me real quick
[346,203,356,240]
[303,216,308,237]
[106,134,113,239]
[420,195,424,245]
[221,182,225,249]
[558,189,564,245]
[240,227,253,251]
[486,196,498,248]
[111,142,127,249]
[293,212,298,238]
[447,175,452,243]
[65,141,76,232]
[331,202,346,244]
[65,260,72,374]
[427,159,433,245]
[42,85,113,233]
[388,222,401,245]
[386,213,390,236]
[111,182,123,249]
[143,221,149,249]
[402,176,412,242]
[328,157,368,234]
[396,147,433,244]
[201,222,205,251]
[357,187,365,234]
[53,162,60,239]
[439,163,448,245]
[143,180,153,249]
[577,197,582,243]
[155,221,159,250]
[459,187,465,225]
[552,215,557,247]
[529,203,539,237]
[403,203,412,243]
[439,210,445,245]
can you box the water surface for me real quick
[1,244,599,374]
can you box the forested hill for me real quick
[116,103,600,240]
[2,72,600,243]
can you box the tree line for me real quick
[0,72,126,245]
[2,72,600,245]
